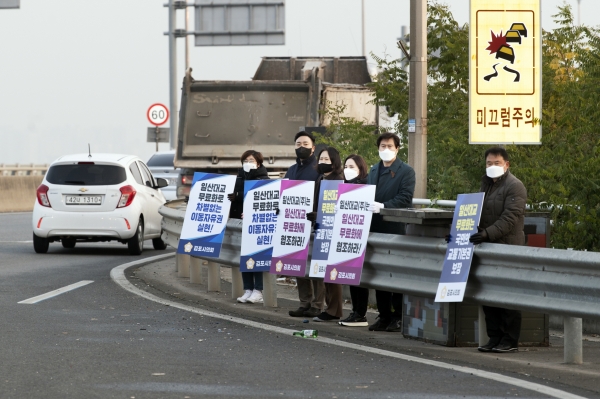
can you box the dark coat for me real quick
[367,158,416,235]
[284,155,319,182]
[229,165,270,219]
[479,170,527,245]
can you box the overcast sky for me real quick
[0,0,596,165]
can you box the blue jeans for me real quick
[242,271,263,291]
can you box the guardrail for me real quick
[0,164,48,176]
[159,199,598,364]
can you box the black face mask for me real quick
[317,163,333,174]
[295,147,312,160]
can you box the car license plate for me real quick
[65,195,102,205]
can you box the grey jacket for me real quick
[479,170,527,245]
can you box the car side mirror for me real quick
[156,178,169,188]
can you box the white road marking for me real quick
[111,254,588,399]
[0,241,33,243]
[18,280,94,304]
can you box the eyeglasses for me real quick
[243,160,257,164]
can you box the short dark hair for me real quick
[294,130,315,145]
[240,150,264,166]
[376,132,400,148]
[484,147,509,162]
[344,154,369,180]
[316,147,343,176]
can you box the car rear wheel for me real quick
[33,233,49,253]
[127,219,144,255]
[62,238,76,249]
[152,233,167,250]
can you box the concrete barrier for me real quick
[0,176,43,213]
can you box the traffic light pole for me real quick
[408,0,428,199]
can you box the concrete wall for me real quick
[0,176,42,213]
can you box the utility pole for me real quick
[168,0,178,150]
[361,0,366,56]
[408,0,427,199]
[577,0,581,25]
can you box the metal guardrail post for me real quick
[262,272,278,307]
[231,268,244,299]
[478,306,488,346]
[177,253,190,278]
[207,261,221,292]
[190,257,203,284]
[564,317,583,364]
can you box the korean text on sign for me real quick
[177,173,236,258]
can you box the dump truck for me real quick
[175,56,377,198]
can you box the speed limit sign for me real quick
[147,103,169,126]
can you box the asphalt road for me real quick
[0,212,596,399]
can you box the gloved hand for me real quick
[445,234,452,243]
[275,208,280,215]
[469,228,489,245]
[227,192,236,202]
[306,212,317,222]
[313,222,320,231]
[368,201,385,214]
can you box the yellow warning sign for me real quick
[469,0,541,144]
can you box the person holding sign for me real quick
[366,133,415,333]
[309,147,345,323]
[285,131,324,318]
[228,150,270,304]
[472,147,527,353]
[337,154,371,327]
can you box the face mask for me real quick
[243,163,257,173]
[379,149,396,162]
[317,163,333,174]
[344,168,359,181]
[295,147,312,160]
[486,165,505,179]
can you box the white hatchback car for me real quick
[32,153,168,255]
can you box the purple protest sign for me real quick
[324,184,375,285]
[270,180,315,277]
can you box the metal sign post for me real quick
[147,103,170,152]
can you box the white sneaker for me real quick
[246,289,263,304]
[237,290,252,303]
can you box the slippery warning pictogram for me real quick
[483,23,527,82]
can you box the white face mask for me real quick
[486,165,505,178]
[379,149,396,162]
[344,168,359,181]
[243,163,257,173]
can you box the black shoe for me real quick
[313,312,340,322]
[368,317,390,331]
[385,318,403,332]
[303,307,322,317]
[339,312,368,327]
[477,338,502,352]
[492,342,518,353]
[289,306,310,317]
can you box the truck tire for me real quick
[33,233,49,253]
[127,219,144,255]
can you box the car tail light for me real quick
[181,174,194,185]
[36,184,51,207]
[117,185,137,208]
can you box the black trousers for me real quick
[376,290,403,320]
[349,286,369,317]
[483,305,522,344]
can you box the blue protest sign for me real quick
[435,192,485,302]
